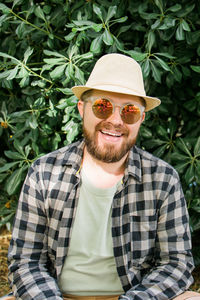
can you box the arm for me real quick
[8,162,63,300]
[120,173,194,300]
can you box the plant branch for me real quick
[10,10,66,42]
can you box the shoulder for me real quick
[31,140,84,172]
[134,146,179,180]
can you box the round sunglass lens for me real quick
[92,98,113,119]
[121,105,141,124]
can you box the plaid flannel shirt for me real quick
[8,140,194,300]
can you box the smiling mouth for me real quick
[101,130,123,137]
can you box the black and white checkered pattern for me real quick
[8,140,194,299]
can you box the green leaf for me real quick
[190,199,200,213]
[0,213,15,227]
[27,115,38,129]
[4,151,24,160]
[176,24,185,41]
[52,132,61,150]
[0,14,8,26]
[194,137,200,156]
[177,138,192,157]
[156,125,168,138]
[35,6,46,21]
[78,52,93,60]
[0,51,20,63]
[154,0,163,12]
[174,161,189,173]
[181,20,190,32]
[191,65,200,73]
[66,62,74,78]
[74,66,85,85]
[154,56,171,71]
[92,24,103,32]
[24,47,34,64]
[167,4,182,12]
[64,31,77,41]
[141,127,152,138]
[17,66,29,78]
[56,87,74,95]
[10,110,29,118]
[66,123,79,143]
[142,59,150,78]
[154,52,175,59]
[151,61,161,83]
[0,70,13,79]
[5,166,25,195]
[6,65,19,80]
[90,35,103,53]
[25,145,31,157]
[113,16,128,24]
[105,6,117,23]
[19,76,29,88]
[13,139,24,156]
[177,4,195,17]
[117,24,132,36]
[122,50,147,62]
[151,20,160,30]
[171,152,190,161]
[185,164,195,184]
[93,4,103,21]
[0,3,11,14]
[43,58,65,64]
[163,17,176,28]
[43,50,65,58]
[50,64,66,79]
[72,20,94,26]
[153,144,167,158]
[0,161,19,173]
[147,31,155,51]
[173,66,182,82]
[102,29,113,45]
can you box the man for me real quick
[7,53,200,300]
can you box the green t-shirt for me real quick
[58,169,124,296]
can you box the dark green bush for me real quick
[0,0,200,264]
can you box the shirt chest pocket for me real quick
[128,214,157,262]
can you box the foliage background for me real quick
[0,0,200,265]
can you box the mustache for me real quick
[95,121,129,136]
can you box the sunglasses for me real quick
[85,97,145,124]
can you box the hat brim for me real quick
[71,85,161,112]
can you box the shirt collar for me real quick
[61,140,142,181]
[61,140,84,172]
[125,146,142,182]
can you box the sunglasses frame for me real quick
[84,96,145,124]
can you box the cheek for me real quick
[83,109,99,131]
[128,123,141,137]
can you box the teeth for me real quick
[101,130,122,137]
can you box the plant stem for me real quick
[10,10,66,42]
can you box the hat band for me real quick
[85,83,146,98]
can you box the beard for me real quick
[83,121,138,163]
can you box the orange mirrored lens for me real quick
[92,98,113,119]
[121,104,141,124]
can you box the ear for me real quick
[141,112,145,123]
[77,100,84,118]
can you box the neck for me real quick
[83,147,127,175]
[82,147,128,188]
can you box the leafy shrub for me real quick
[0,0,200,264]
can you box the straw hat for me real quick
[71,53,161,111]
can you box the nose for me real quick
[106,106,124,125]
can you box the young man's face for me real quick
[78,90,145,163]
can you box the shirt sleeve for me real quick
[7,162,63,300]
[120,172,194,300]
